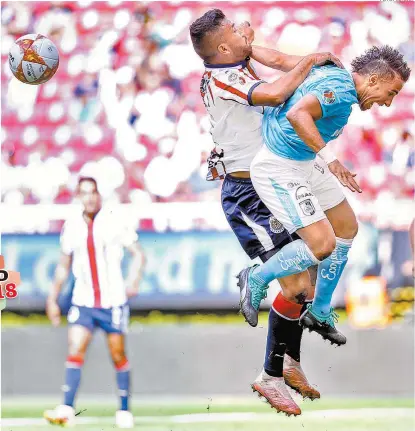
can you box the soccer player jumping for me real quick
[239,46,410,345]
[44,177,145,428]
[190,9,344,415]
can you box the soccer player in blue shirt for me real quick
[238,46,411,345]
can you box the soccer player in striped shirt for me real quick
[190,9,343,416]
[44,177,145,428]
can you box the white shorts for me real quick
[251,145,345,234]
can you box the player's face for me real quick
[359,73,404,111]
[78,181,101,214]
[218,20,252,61]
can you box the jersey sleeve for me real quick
[308,84,355,119]
[60,221,73,255]
[213,65,265,106]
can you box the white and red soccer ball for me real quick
[8,33,59,85]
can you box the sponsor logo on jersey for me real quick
[228,72,238,83]
[269,217,285,234]
[314,163,324,174]
[299,199,316,216]
[295,186,313,201]
[322,89,336,104]
[239,77,246,85]
[287,182,300,189]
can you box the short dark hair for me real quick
[77,176,99,193]
[351,45,411,82]
[189,9,226,60]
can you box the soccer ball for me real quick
[8,34,59,85]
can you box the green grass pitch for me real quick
[2,397,414,431]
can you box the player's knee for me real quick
[111,350,127,365]
[68,346,86,360]
[309,236,336,261]
[345,219,359,239]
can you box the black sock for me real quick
[264,308,296,377]
[285,302,310,362]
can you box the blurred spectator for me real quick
[1,1,414,232]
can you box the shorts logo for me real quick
[295,186,313,201]
[314,163,324,174]
[322,89,336,105]
[67,306,80,324]
[269,217,285,234]
[228,72,238,83]
[299,199,316,216]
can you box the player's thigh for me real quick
[251,146,327,235]
[94,305,130,336]
[67,306,94,356]
[310,158,354,236]
[221,175,292,260]
[324,199,358,240]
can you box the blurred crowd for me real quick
[1,1,414,231]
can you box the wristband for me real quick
[318,146,337,164]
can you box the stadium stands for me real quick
[1,1,414,232]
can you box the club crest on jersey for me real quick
[269,217,285,234]
[322,89,336,104]
[228,72,238,83]
[299,199,316,216]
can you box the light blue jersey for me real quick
[263,65,358,161]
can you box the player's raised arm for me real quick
[250,53,343,107]
[237,21,343,73]
[286,94,362,193]
[251,46,303,72]
[47,252,72,326]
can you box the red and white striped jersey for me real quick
[202,59,265,180]
[60,207,138,309]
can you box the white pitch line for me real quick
[1,408,413,427]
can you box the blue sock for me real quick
[251,239,320,287]
[116,360,130,411]
[63,356,83,407]
[313,237,353,316]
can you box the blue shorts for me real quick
[67,304,130,334]
[221,175,294,260]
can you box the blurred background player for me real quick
[189,9,344,415]
[44,177,145,428]
[240,46,411,344]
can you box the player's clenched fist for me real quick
[46,298,61,327]
[328,160,362,193]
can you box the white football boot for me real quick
[43,404,75,426]
[115,410,134,428]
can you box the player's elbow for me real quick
[286,106,301,125]
[268,91,286,106]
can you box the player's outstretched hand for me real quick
[313,52,344,69]
[328,160,362,193]
[46,298,61,327]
